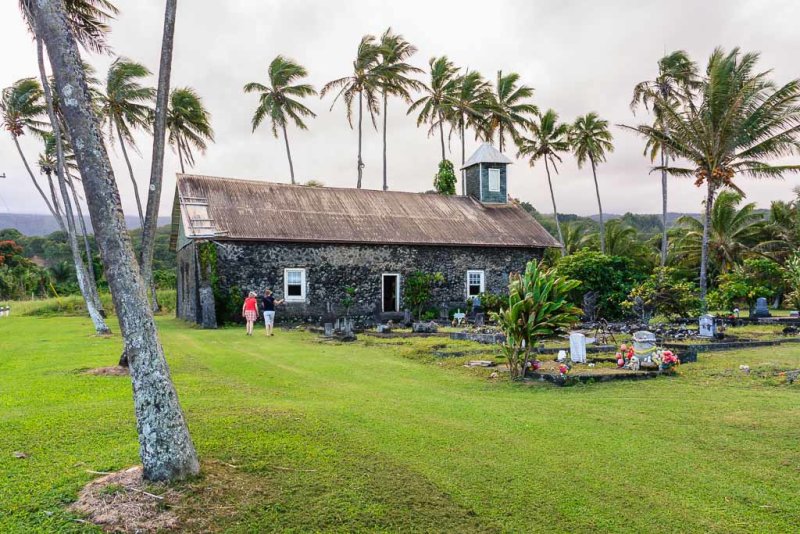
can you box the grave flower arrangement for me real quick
[558,362,571,377]
[615,344,635,368]
[659,350,679,371]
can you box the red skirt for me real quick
[244,310,257,322]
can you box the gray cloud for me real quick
[1,0,799,220]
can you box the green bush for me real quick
[554,250,647,319]
[403,271,445,320]
[474,291,505,315]
[712,258,785,313]
[433,160,456,195]
[623,267,700,320]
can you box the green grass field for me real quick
[1,312,798,533]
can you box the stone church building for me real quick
[171,143,559,327]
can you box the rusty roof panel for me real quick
[173,174,561,248]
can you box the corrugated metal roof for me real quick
[172,174,560,249]
[461,142,513,169]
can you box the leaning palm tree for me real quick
[375,28,422,191]
[167,87,214,174]
[18,0,118,54]
[100,57,155,229]
[626,47,800,306]
[516,109,571,256]
[484,71,537,152]
[447,70,491,194]
[631,50,699,266]
[408,56,460,162]
[244,56,316,184]
[1,79,54,216]
[670,191,765,279]
[321,36,381,188]
[570,112,614,254]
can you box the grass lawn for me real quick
[1,314,798,533]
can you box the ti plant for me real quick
[491,260,582,380]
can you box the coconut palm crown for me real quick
[408,56,460,162]
[484,70,538,152]
[167,87,214,173]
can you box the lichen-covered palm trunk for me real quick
[31,0,199,483]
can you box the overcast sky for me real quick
[1,0,800,219]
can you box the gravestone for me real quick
[632,330,657,362]
[439,303,449,320]
[324,323,334,337]
[403,309,412,326]
[790,310,800,318]
[199,285,217,329]
[569,332,587,363]
[557,350,567,361]
[453,310,466,325]
[698,315,715,338]
[474,313,485,327]
[412,321,438,333]
[752,297,771,318]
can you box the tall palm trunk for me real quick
[178,142,185,173]
[660,149,668,266]
[115,123,145,230]
[281,123,295,184]
[382,89,388,191]
[590,154,605,254]
[356,90,364,188]
[498,125,504,152]
[13,136,60,223]
[544,157,566,257]
[438,110,445,161]
[460,118,466,195]
[699,180,716,309]
[67,172,103,312]
[46,170,62,218]
[33,0,199,482]
[141,0,178,314]
[36,34,109,334]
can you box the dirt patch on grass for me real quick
[69,466,178,532]
[82,365,129,377]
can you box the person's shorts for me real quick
[263,311,275,325]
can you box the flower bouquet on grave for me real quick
[659,350,680,372]
[558,362,570,377]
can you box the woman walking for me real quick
[242,291,259,336]
[261,289,284,336]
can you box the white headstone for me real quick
[569,332,587,363]
[698,314,715,338]
[557,350,567,361]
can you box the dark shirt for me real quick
[261,295,275,311]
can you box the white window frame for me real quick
[284,268,307,302]
[466,270,485,297]
[488,168,501,192]
[381,273,401,312]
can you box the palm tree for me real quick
[626,47,800,306]
[100,57,155,230]
[321,35,381,188]
[631,50,699,266]
[375,28,422,191]
[447,70,491,194]
[484,71,537,152]
[1,79,55,217]
[516,109,571,256]
[18,0,118,54]
[408,56,460,162]
[561,220,594,255]
[759,187,800,263]
[570,112,614,254]
[670,191,765,280]
[244,56,316,185]
[167,87,214,174]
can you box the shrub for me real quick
[623,267,700,321]
[403,271,445,320]
[433,160,456,195]
[554,250,647,319]
[713,258,785,313]
[491,260,582,379]
[474,291,505,315]
[784,253,800,310]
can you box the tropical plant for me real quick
[321,35,381,188]
[555,249,647,319]
[669,191,765,281]
[483,71,537,152]
[631,50,700,266]
[491,260,581,379]
[31,0,200,482]
[625,47,800,307]
[516,109,571,255]
[561,220,594,255]
[375,28,422,191]
[570,112,614,253]
[166,87,214,173]
[783,253,800,309]
[433,159,456,195]
[587,219,653,263]
[758,187,800,263]
[244,56,316,184]
[710,258,785,314]
[446,70,490,192]
[408,56,460,162]
[403,271,445,320]
[100,57,155,229]
[623,267,700,321]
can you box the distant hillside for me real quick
[0,213,171,236]
[588,212,701,227]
